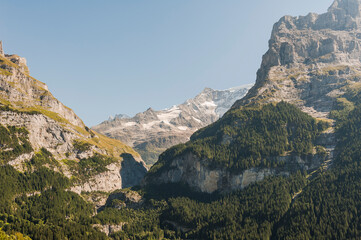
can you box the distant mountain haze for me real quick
[93,84,252,165]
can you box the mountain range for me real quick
[93,85,252,165]
[3,0,361,239]
[139,0,361,238]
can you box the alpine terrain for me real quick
[4,0,361,239]
[0,43,148,239]
[145,0,361,193]
[84,0,361,239]
[93,85,252,165]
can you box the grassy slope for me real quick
[0,54,140,160]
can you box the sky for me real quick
[1,0,332,126]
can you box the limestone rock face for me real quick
[71,155,147,194]
[233,0,361,118]
[71,162,124,194]
[0,54,84,127]
[93,85,252,165]
[145,152,324,194]
[0,45,147,194]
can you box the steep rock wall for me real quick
[146,152,324,194]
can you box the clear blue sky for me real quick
[1,0,332,126]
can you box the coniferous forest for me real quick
[4,1,361,239]
[2,94,361,239]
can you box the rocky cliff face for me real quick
[71,154,147,194]
[0,46,147,193]
[145,0,359,193]
[148,152,326,194]
[234,0,361,118]
[0,54,84,127]
[93,85,252,165]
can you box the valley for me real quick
[2,0,361,239]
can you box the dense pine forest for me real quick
[1,96,361,239]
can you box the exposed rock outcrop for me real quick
[0,111,78,159]
[0,54,84,127]
[233,0,361,119]
[70,162,123,194]
[71,154,147,194]
[146,152,325,194]
[93,224,125,236]
[0,44,147,194]
[105,188,144,209]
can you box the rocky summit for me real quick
[145,0,361,193]
[93,85,251,165]
[234,0,361,118]
[0,44,147,193]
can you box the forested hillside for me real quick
[80,88,361,239]
[149,102,328,176]
[5,0,361,239]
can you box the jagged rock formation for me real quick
[233,0,361,118]
[0,45,147,193]
[93,85,252,165]
[145,0,361,193]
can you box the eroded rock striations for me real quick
[150,152,326,193]
[145,0,360,193]
[0,45,147,193]
[93,85,252,165]
[234,0,361,118]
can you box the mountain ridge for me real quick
[0,45,147,193]
[233,0,361,119]
[5,1,361,239]
[93,84,252,165]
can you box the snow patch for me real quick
[124,122,137,127]
[157,108,181,123]
[142,121,158,130]
[201,101,217,107]
[226,83,254,93]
